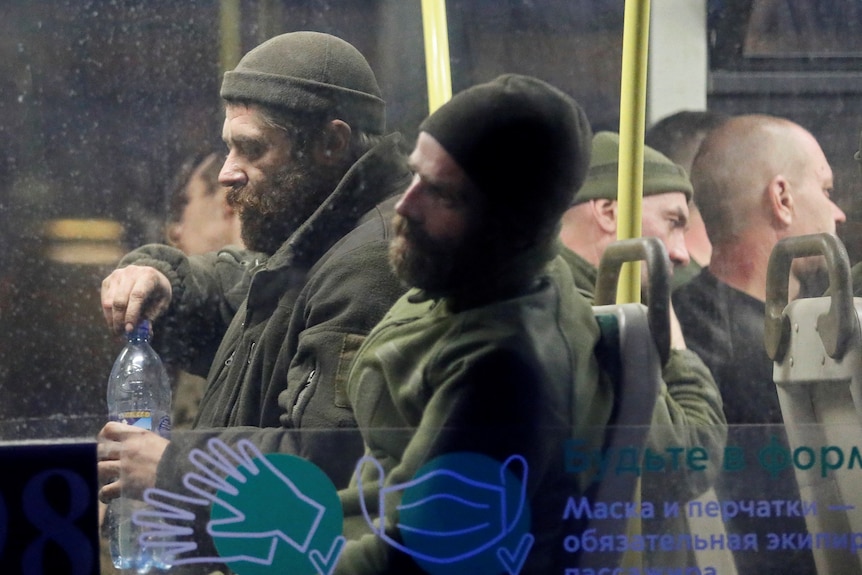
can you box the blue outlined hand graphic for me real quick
[356,452,534,575]
[133,438,344,575]
[134,485,222,564]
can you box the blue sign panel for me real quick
[0,441,99,574]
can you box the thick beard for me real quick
[228,159,338,255]
[390,214,471,294]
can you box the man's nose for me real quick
[668,237,691,267]
[395,177,424,222]
[832,201,847,224]
[166,222,182,248]
[219,156,247,189]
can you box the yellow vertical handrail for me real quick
[616,0,651,304]
[421,0,453,113]
[219,0,242,76]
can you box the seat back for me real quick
[576,238,666,569]
[766,232,862,575]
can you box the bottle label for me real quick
[116,411,153,430]
[157,416,172,437]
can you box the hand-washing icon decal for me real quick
[132,438,344,575]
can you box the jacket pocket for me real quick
[335,333,366,408]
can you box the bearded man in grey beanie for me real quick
[96,31,410,570]
[329,74,611,574]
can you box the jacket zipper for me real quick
[292,369,316,421]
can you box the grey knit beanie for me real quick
[572,131,693,205]
[221,31,385,134]
[419,74,592,239]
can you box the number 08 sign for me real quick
[0,441,99,574]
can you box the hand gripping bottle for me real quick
[105,320,172,572]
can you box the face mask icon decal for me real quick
[356,452,534,575]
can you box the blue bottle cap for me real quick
[130,320,152,342]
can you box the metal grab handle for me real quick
[765,232,856,362]
[595,237,671,365]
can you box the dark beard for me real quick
[390,214,545,307]
[390,214,476,294]
[228,159,340,255]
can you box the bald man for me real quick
[673,114,845,575]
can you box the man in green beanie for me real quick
[96,31,411,571]
[332,74,610,574]
[560,131,694,277]
[558,131,726,571]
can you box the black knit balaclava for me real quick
[220,31,385,134]
[419,74,592,247]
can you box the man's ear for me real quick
[590,199,618,234]
[767,174,793,227]
[314,119,352,165]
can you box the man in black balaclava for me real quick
[334,74,610,575]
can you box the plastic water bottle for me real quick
[105,320,172,572]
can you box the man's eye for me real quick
[434,190,461,208]
[425,185,447,200]
[247,146,265,159]
[236,142,264,160]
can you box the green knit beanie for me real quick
[420,74,592,239]
[220,31,385,134]
[572,131,693,205]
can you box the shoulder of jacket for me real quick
[321,197,400,265]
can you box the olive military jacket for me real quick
[560,246,727,569]
[335,257,613,574]
[559,246,726,496]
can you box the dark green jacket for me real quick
[559,246,727,570]
[116,135,411,572]
[559,246,726,498]
[336,257,613,574]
